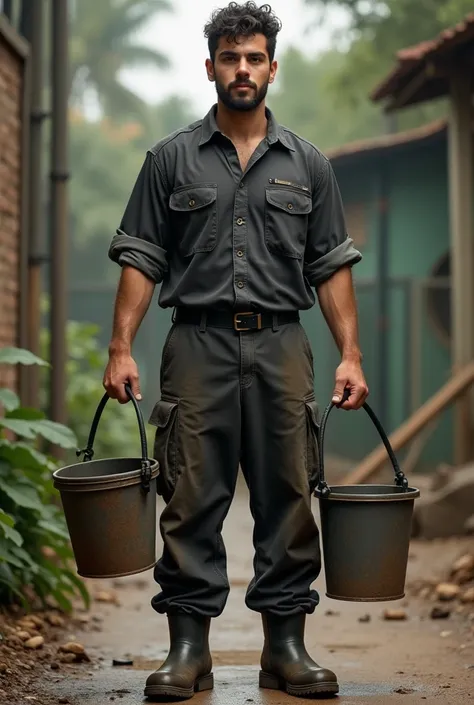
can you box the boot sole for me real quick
[260,670,339,697]
[145,672,214,700]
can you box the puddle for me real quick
[121,650,262,670]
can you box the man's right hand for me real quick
[103,353,142,404]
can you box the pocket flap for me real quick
[305,399,320,429]
[170,185,217,212]
[266,188,312,215]
[148,399,178,428]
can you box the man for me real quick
[104,2,368,700]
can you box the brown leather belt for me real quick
[173,308,300,332]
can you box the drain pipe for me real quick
[22,0,48,408]
[49,0,70,432]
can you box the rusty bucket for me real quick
[313,394,420,602]
[53,384,159,579]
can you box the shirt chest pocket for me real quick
[169,184,218,258]
[265,187,312,260]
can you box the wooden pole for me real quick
[343,362,474,485]
[448,69,474,465]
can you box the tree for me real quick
[302,0,474,136]
[269,48,384,151]
[68,95,198,285]
[69,0,172,118]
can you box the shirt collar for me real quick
[199,104,295,151]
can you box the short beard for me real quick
[215,76,269,112]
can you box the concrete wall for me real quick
[0,27,24,390]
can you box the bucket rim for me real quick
[53,457,159,487]
[314,484,420,501]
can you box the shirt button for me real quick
[239,182,245,189]
[237,281,245,289]
[236,250,244,257]
[236,217,245,226]
[189,199,196,207]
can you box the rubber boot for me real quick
[144,614,213,700]
[259,613,339,698]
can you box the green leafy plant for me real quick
[41,320,144,464]
[0,347,89,612]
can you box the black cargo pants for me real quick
[148,313,322,618]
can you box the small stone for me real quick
[59,698,70,704]
[0,662,7,674]
[436,583,461,601]
[430,606,451,619]
[59,642,85,655]
[383,609,408,621]
[47,614,65,627]
[440,630,452,638]
[324,609,340,616]
[94,590,119,605]
[17,621,37,632]
[451,554,474,574]
[394,687,415,694]
[461,588,474,604]
[51,662,60,670]
[358,614,371,623]
[60,653,77,664]
[28,615,44,629]
[25,636,44,649]
[17,631,31,641]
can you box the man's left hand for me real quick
[332,359,368,410]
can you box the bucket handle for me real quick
[75,383,153,493]
[314,388,409,498]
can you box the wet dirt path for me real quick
[49,480,474,704]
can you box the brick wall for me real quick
[0,31,23,390]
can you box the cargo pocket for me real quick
[149,399,179,503]
[305,398,321,492]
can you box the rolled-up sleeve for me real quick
[304,155,362,287]
[108,151,169,284]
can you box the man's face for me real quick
[206,34,277,112]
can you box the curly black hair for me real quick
[204,2,282,63]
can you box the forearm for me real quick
[109,265,155,356]
[316,266,361,363]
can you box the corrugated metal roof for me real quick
[326,119,447,165]
[371,14,474,106]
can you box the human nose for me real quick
[236,59,250,80]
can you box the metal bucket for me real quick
[53,384,159,579]
[313,395,420,602]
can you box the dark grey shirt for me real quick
[109,105,361,312]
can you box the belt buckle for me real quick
[234,312,262,332]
